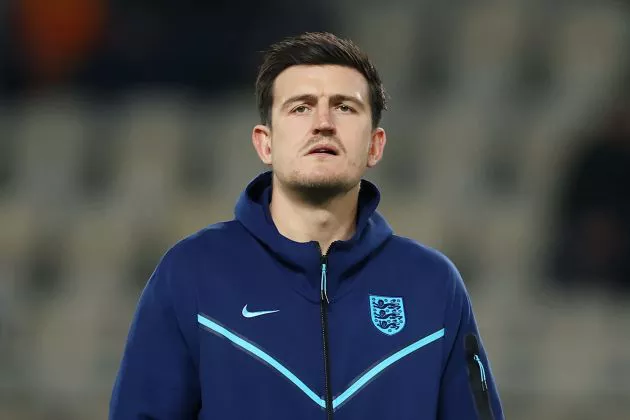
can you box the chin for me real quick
[291,171,359,195]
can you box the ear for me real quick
[252,124,273,165]
[367,127,386,168]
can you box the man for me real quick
[110,32,504,419]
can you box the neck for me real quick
[269,179,360,255]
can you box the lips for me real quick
[307,144,339,156]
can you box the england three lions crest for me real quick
[370,295,406,336]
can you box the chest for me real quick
[193,259,446,417]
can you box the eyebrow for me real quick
[281,94,366,110]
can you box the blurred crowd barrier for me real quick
[1,1,630,419]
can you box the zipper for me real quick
[467,351,493,420]
[319,252,334,419]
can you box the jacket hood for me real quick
[234,171,393,302]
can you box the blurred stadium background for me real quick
[1,0,630,419]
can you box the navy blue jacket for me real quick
[110,171,504,419]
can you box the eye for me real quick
[291,105,311,114]
[336,104,355,113]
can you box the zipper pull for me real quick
[320,257,329,304]
[473,354,488,391]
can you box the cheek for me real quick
[277,116,313,135]
[344,129,373,156]
[270,137,296,164]
[272,120,310,149]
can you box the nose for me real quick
[313,106,336,136]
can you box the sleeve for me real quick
[437,261,504,420]
[109,253,201,419]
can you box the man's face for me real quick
[253,65,386,197]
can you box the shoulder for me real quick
[163,220,245,260]
[386,235,473,326]
[386,234,467,297]
[153,220,247,277]
[387,235,458,274]
[145,220,246,302]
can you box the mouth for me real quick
[307,144,339,156]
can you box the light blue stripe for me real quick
[197,314,325,408]
[332,328,446,409]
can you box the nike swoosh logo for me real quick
[242,305,280,318]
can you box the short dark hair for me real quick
[255,32,388,129]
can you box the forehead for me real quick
[273,65,369,103]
